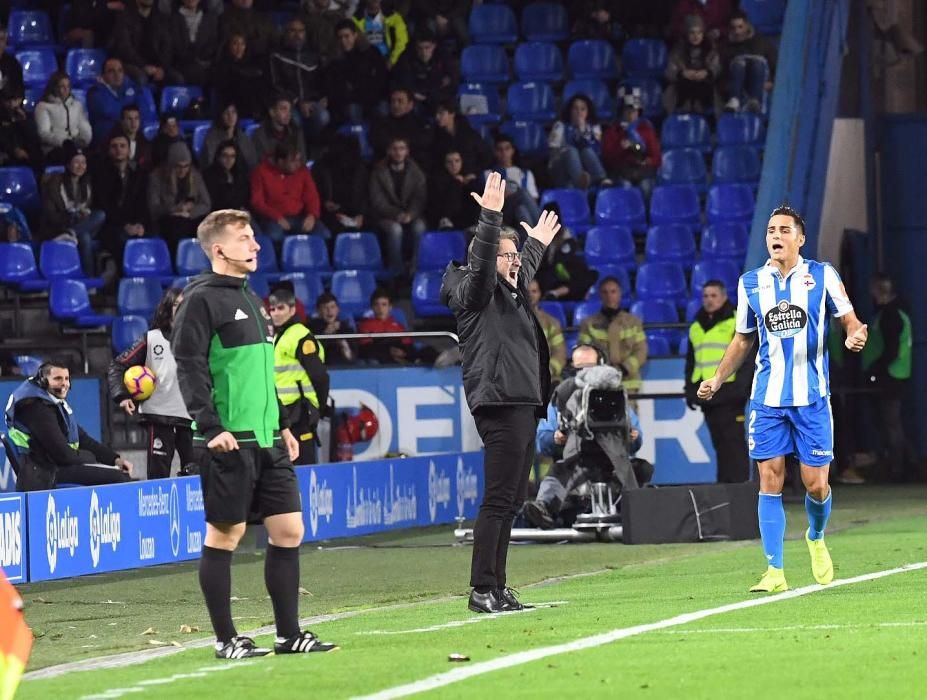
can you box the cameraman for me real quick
[601,93,662,199]
[525,345,650,529]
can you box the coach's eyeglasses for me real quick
[497,252,521,262]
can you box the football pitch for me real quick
[15,485,927,699]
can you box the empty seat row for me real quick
[659,146,761,189]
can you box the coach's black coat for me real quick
[440,207,551,418]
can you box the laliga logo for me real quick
[456,457,479,518]
[308,469,333,537]
[89,490,122,569]
[45,494,79,574]
[427,461,451,523]
[169,482,181,557]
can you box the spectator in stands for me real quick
[203,140,254,214]
[250,142,329,244]
[87,58,143,145]
[251,94,308,164]
[166,0,220,87]
[309,292,357,366]
[578,275,648,392]
[93,133,150,268]
[212,32,266,121]
[602,93,662,198]
[314,133,369,234]
[485,134,541,231]
[63,0,117,49]
[0,86,39,168]
[393,31,456,113]
[370,87,432,162]
[270,18,331,145]
[0,24,24,96]
[534,205,597,302]
[150,114,184,168]
[432,99,492,176]
[1,204,31,243]
[428,150,479,230]
[571,0,625,42]
[528,279,567,382]
[112,104,153,172]
[357,288,414,365]
[220,0,276,62]
[666,14,721,114]
[369,136,427,275]
[34,73,93,163]
[353,0,410,68]
[301,0,344,65]
[719,9,777,114]
[200,101,258,172]
[671,0,733,42]
[147,141,211,255]
[324,19,389,126]
[548,95,611,190]
[111,0,177,87]
[4,358,133,491]
[410,0,470,47]
[40,141,106,275]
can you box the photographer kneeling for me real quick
[524,344,652,529]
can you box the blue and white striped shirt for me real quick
[736,257,853,407]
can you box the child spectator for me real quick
[313,134,369,234]
[251,94,308,164]
[203,140,253,213]
[147,141,211,255]
[353,0,410,68]
[199,101,258,172]
[548,94,610,189]
[602,93,662,198]
[212,33,266,121]
[34,72,93,163]
[666,14,721,114]
[324,19,389,125]
[250,143,329,243]
[357,288,414,365]
[309,292,357,366]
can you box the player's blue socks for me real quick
[758,493,786,568]
[805,489,832,541]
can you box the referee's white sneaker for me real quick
[274,630,339,654]
[215,636,272,659]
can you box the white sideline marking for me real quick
[355,561,927,700]
[356,602,569,636]
[659,620,927,635]
[79,664,250,700]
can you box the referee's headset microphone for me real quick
[217,249,255,264]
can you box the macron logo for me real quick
[234,309,249,321]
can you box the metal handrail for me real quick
[317,331,460,343]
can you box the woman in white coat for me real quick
[34,71,93,163]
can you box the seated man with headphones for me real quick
[524,344,652,529]
[3,358,133,492]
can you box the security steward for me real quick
[268,284,330,465]
[685,279,752,483]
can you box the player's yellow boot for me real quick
[749,566,788,593]
[805,529,834,584]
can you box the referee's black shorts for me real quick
[197,444,301,524]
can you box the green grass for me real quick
[15,485,927,699]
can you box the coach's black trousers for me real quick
[471,405,538,589]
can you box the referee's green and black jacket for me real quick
[171,272,289,449]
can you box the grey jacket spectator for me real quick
[147,142,211,228]
[166,1,220,86]
[220,0,277,61]
[109,0,177,86]
[369,155,427,222]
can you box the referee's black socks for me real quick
[199,545,237,643]
[265,544,301,639]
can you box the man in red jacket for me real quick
[250,143,331,244]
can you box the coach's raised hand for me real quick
[470,171,505,212]
[520,209,561,247]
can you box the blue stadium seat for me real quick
[711,145,762,187]
[700,222,749,264]
[16,48,57,87]
[8,10,54,46]
[0,242,48,292]
[14,354,43,376]
[137,87,159,126]
[706,183,755,225]
[247,272,271,299]
[521,2,569,42]
[457,83,502,128]
[587,264,631,308]
[620,78,663,119]
[331,269,377,317]
[677,334,689,356]
[583,225,636,272]
[192,124,211,159]
[336,123,374,161]
[594,187,647,233]
[123,238,174,280]
[254,234,280,273]
[39,240,103,288]
[573,298,601,326]
[658,148,707,189]
[685,298,702,322]
[691,260,741,299]
[0,167,40,214]
[412,270,452,318]
[469,4,518,44]
[661,114,712,153]
[540,189,591,235]
[514,42,563,82]
[142,124,160,141]
[506,81,556,122]
[175,238,210,276]
[23,86,40,112]
[172,275,194,289]
[644,224,697,270]
[281,234,332,276]
[631,299,681,349]
[635,262,687,308]
[500,120,548,156]
[562,78,614,121]
[65,48,106,87]
[159,85,204,117]
[461,45,510,84]
[567,40,618,80]
[112,315,148,355]
[622,39,668,79]
[117,277,164,320]
[649,185,701,232]
[740,0,787,35]
[717,113,766,147]
[277,272,324,308]
[646,334,672,356]
[333,232,384,273]
[538,300,567,328]
[50,279,116,327]
[417,231,466,271]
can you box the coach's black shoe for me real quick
[497,587,534,612]
[523,500,555,530]
[468,588,503,614]
[215,636,272,659]
[274,630,339,654]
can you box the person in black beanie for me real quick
[440,172,561,614]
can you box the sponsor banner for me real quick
[0,494,26,583]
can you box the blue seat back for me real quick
[685,298,702,322]
[691,260,741,299]
[521,3,569,42]
[635,262,687,306]
[661,114,712,152]
[562,78,614,121]
[8,10,53,46]
[254,234,279,273]
[506,81,556,122]
[649,184,701,230]
[50,279,92,320]
[159,85,204,117]
[123,238,173,277]
[112,315,148,354]
[567,40,618,80]
[278,272,324,308]
[333,232,383,272]
[711,145,762,185]
[514,42,563,82]
[717,113,766,146]
[538,300,567,327]
[331,270,377,316]
[0,166,40,213]
[468,4,518,44]
[412,270,451,317]
[457,83,502,127]
[706,184,755,224]
[740,0,787,34]
[644,224,697,268]
[117,277,164,320]
[23,86,40,112]
[701,222,749,262]
[282,234,332,273]
[646,334,672,356]
[65,48,106,87]
[175,238,210,276]
[540,189,591,231]
[336,123,374,161]
[594,187,647,231]
[584,226,635,269]
[40,240,85,279]
[460,45,510,84]
[500,120,548,156]
[17,48,57,87]
[14,354,43,376]
[573,298,601,326]
[0,242,39,283]
[417,231,466,271]
[588,264,631,307]
[631,299,679,325]
[658,148,707,187]
[192,124,211,159]
[622,39,668,78]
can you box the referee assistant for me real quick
[172,209,337,659]
[440,172,561,614]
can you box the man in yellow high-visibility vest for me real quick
[685,280,752,482]
[269,286,330,465]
